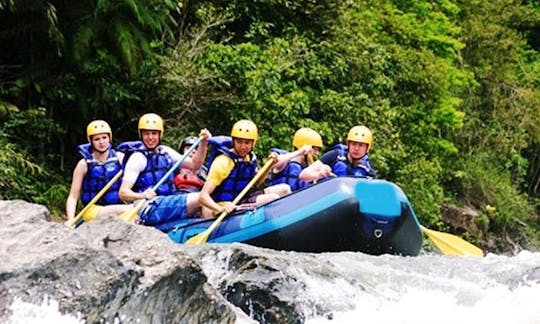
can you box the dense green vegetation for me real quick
[1,0,539,253]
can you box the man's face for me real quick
[347,141,368,160]
[233,138,254,158]
[141,130,161,150]
[91,133,110,153]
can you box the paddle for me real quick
[187,157,276,244]
[421,226,484,257]
[67,170,123,228]
[119,136,204,222]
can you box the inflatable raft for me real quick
[168,176,423,256]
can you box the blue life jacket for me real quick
[116,141,177,196]
[205,135,232,167]
[331,144,376,178]
[208,136,258,202]
[78,143,123,205]
[268,148,310,191]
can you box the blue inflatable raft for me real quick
[168,176,423,256]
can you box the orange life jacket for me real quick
[174,169,204,191]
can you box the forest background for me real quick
[1,0,539,253]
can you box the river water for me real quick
[7,248,540,324]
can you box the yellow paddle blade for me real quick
[119,200,145,222]
[186,230,211,244]
[118,209,136,222]
[186,209,228,244]
[421,226,483,257]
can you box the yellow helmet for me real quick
[292,128,323,149]
[231,119,258,143]
[347,125,373,152]
[86,120,112,142]
[138,113,164,139]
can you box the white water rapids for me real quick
[8,248,540,324]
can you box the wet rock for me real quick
[183,246,347,324]
[441,204,481,234]
[222,252,304,324]
[1,200,372,323]
[0,200,249,323]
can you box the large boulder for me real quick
[441,204,481,234]
[0,200,249,323]
[182,245,357,323]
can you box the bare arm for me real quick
[199,181,236,214]
[119,179,146,202]
[119,178,156,202]
[299,160,332,182]
[190,129,211,171]
[271,145,311,174]
[66,159,87,220]
[176,129,211,171]
[118,153,155,202]
[117,151,125,165]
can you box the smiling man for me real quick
[119,113,210,202]
[117,113,212,229]
[199,119,291,218]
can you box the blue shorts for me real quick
[139,194,188,230]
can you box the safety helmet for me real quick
[292,128,323,149]
[178,136,198,152]
[138,113,164,139]
[86,120,112,142]
[231,119,258,143]
[347,125,373,152]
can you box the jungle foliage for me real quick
[1,0,539,251]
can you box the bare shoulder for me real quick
[73,158,88,177]
[116,151,126,165]
[124,151,147,170]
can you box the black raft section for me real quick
[244,199,422,256]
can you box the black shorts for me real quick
[240,189,264,204]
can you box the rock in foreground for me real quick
[0,200,249,323]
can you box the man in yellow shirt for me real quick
[199,120,291,218]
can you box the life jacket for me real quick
[174,166,206,192]
[205,136,232,167]
[78,143,123,205]
[331,144,376,178]
[267,148,310,191]
[116,141,177,196]
[208,136,258,202]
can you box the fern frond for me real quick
[72,26,95,63]
[113,20,139,74]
